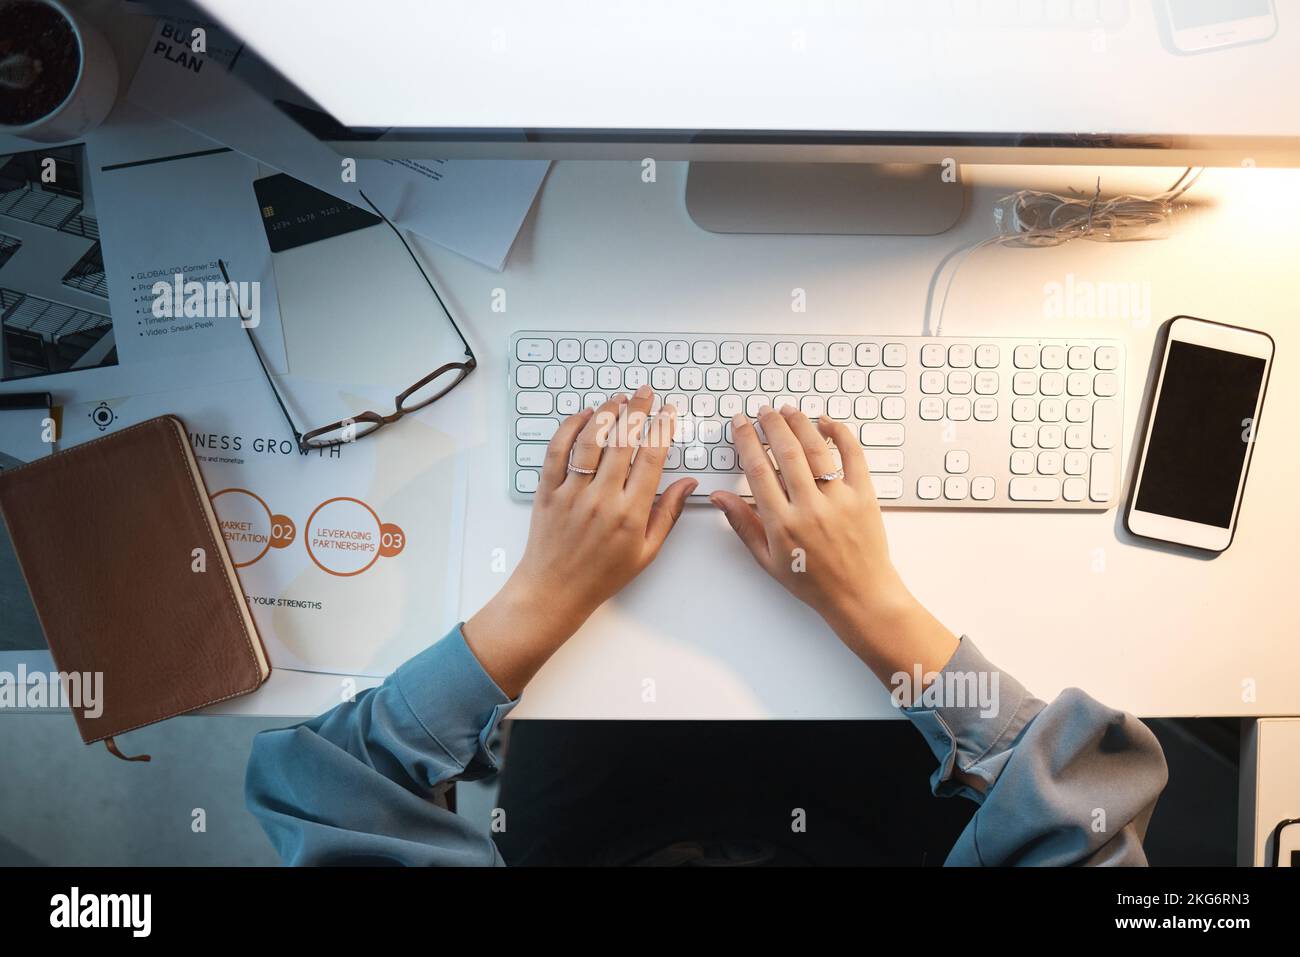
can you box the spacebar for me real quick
[657,472,752,498]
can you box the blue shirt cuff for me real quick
[393,624,518,774]
[902,636,1045,803]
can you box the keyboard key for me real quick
[684,446,709,469]
[698,420,723,443]
[944,476,969,500]
[652,367,675,390]
[945,450,969,473]
[920,370,945,394]
[1066,399,1090,422]
[760,368,784,392]
[711,446,736,470]
[814,369,839,392]
[974,372,999,395]
[971,476,996,500]
[774,342,799,365]
[974,398,998,422]
[515,469,540,493]
[517,338,555,362]
[1094,346,1119,370]
[841,370,867,393]
[731,368,756,391]
[921,344,946,367]
[693,340,717,365]
[1092,400,1119,449]
[1012,398,1036,421]
[1039,398,1064,422]
[1090,452,1115,501]
[1065,425,1089,449]
[516,365,541,388]
[1039,372,1064,396]
[583,392,607,408]
[557,392,581,415]
[868,370,906,394]
[679,368,703,390]
[1064,451,1088,475]
[866,449,904,472]
[1037,451,1061,475]
[829,343,853,366]
[1063,477,1086,501]
[584,339,608,363]
[872,475,904,499]
[544,365,567,388]
[1094,372,1119,397]
[948,344,973,368]
[881,397,905,420]
[720,341,744,364]
[571,366,595,389]
[638,339,662,364]
[855,343,880,367]
[1014,345,1037,368]
[827,396,852,419]
[1010,450,1034,474]
[516,392,554,415]
[598,366,621,389]
[1067,346,1092,370]
[800,396,824,418]
[705,368,729,390]
[1067,372,1091,396]
[787,369,812,392]
[1040,346,1066,369]
[801,342,826,366]
[747,341,772,365]
[1009,476,1060,501]
[692,394,716,417]
[625,367,649,390]
[946,397,971,421]
[666,340,690,363]
[557,338,582,362]
[516,444,547,467]
[919,397,944,420]
[855,396,879,419]
[882,344,907,367]
[612,339,636,362]
[975,345,1000,368]
[948,371,972,394]
[1038,424,1062,448]
[917,476,942,499]
[516,418,559,441]
[1012,425,1035,448]
[1013,372,1037,395]
[719,394,743,417]
[860,423,904,446]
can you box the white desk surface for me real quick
[418,161,1300,721]
[4,8,1299,721]
[1240,718,1300,866]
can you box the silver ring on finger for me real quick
[814,468,845,482]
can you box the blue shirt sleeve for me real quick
[245,624,516,866]
[904,636,1168,866]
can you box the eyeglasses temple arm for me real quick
[218,258,308,449]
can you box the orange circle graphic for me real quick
[304,496,384,577]
[211,487,274,567]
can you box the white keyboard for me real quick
[509,331,1125,510]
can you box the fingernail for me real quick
[635,384,651,398]
[731,413,745,428]
[687,480,699,494]
[759,404,772,415]
[779,404,796,416]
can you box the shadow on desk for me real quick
[492,718,1237,866]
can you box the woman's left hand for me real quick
[463,386,697,696]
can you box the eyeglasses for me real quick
[218,190,475,451]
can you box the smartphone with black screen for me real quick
[1126,317,1273,552]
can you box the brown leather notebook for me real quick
[0,415,269,757]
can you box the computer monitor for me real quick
[197,0,1299,234]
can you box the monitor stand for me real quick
[685,162,965,236]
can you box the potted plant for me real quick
[0,0,118,142]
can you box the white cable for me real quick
[926,167,1203,337]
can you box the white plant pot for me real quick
[1,0,119,143]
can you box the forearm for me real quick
[902,637,1168,866]
[245,625,516,866]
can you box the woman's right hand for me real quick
[709,404,959,690]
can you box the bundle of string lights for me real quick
[926,167,1203,336]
